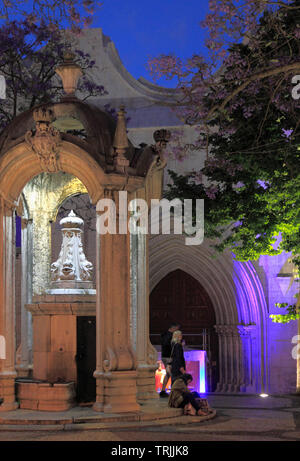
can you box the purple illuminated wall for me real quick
[15,215,21,247]
[232,255,268,393]
[231,244,298,394]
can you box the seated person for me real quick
[168,373,209,416]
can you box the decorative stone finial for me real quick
[55,51,83,99]
[49,210,95,294]
[113,105,129,172]
[33,107,55,124]
[59,209,83,228]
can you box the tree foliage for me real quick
[153,1,300,321]
[0,0,101,32]
[0,18,106,131]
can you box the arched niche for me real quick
[52,193,96,285]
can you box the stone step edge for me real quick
[0,408,183,426]
[0,411,216,432]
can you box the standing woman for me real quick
[170,330,186,384]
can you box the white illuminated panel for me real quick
[184,350,206,394]
[157,349,206,394]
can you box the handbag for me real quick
[165,344,175,374]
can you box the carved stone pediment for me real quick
[25,107,61,173]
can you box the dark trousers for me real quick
[179,392,201,411]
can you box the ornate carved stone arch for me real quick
[0,140,106,207]
[0,92,171,412]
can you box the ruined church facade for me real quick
[0,29,298,412]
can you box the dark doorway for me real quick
[150,269,218,391]
[76,316,96,403]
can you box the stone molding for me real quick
[26,302,96,316]
[237,324,257,337]
[0,194,16,214]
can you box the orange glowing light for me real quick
[155,361,171,392]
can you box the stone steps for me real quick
[0,410,216,431]
[0,399,216,431]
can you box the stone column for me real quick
[0,198,18,410]
[131,231,158,403]
[93,191,140,413]
[214,324,244,393]
[15,218,33,377]
[238,325,257,393]
[30,210,52,295]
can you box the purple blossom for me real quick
[205,185,218,200]
[282,128,293,139]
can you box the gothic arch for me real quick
[149,234,269,393]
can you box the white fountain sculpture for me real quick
[48,210,96,295]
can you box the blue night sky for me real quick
[92,0,211,87]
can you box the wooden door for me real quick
[150,269,218,391]
[76,316,96,403]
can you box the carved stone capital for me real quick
[0,194,16,215]
[237,325,257,337]
[21,218,29,230]
[214,324,241,337]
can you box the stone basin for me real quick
[16,380,76,411]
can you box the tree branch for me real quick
[206,62,300,121]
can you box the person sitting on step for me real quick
[167,373,208,416]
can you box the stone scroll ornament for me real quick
[25,107,61,173]
[50,210,94,293]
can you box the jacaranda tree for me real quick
[0,0,100,32]
[149,1,300,325]
[0,18,106,131]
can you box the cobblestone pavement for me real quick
[1,394,300,442]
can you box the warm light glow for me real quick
[155,362,171,392]
[259,393,269,398]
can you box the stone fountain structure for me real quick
[18,210,97,411]
[0,50,170,413]
[49,210,95,295]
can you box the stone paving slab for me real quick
[207,394,295,409]
[1,394,300,440]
